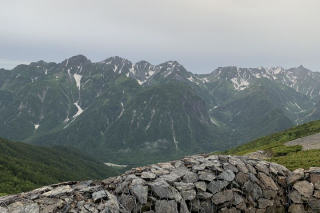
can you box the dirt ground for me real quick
[285,133,320,150]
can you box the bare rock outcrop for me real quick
[1,154,320,212]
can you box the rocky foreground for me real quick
[1,154,320,213]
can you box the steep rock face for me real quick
[1,154,320,212]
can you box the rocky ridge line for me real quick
[1,154,320,212]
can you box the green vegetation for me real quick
[270,149,320,170]
[0,138,120,195]
[225,120,320,170]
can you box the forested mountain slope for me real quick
[1,55,320,164]
[0,138,118,195]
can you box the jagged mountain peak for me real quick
[287,65,312,74]
[63,55,91,67]
[100,56,132,65]
[206,65,320,97]
[156,60,188,76]
[297,65,307,69]
[158,60,183,68]
[135,60,152,66]
[30,60,48,66]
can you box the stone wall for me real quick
[1,154,320,213]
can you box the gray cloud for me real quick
[0,0,319,72]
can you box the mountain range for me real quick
[1,55,320,164]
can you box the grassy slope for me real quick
[0,138,120,195]
[225,120,320,170]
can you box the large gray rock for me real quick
[119,194,135,212]
[255,162,270,173]
[173,182,194,191]
[198,171,216,181]
[196,191,213,199]
[149,180,182,201]
[115,181,129,194]
[194,181,206,192]
[287,168,304,185]
[92,190,107,202]
[220,207,239,213]
[182,171,198,183]
[289,190,303,203]
[141,172,156,180]
[180,189,196,200]
[263,189,277,200]
[293,181,314,198]
[310,173,320,185]
[233,193,244,205]
[180,200,190,213]
[192,164,206,171]
[288,204,306,213]
[158,162,174,170]
[7,202,25,213]
[223,163,239,173]
[258,198,273,209]
[244,181,263,200]
[0,207,8,213]
[218,169,235,181]
[212,190,234,205]
[6,202,39,213]
[269,162,288,176]
[258,172,278,190]
[235,172,249,185]
[129,184,148,204]
[104,191,120,213]
[207,180,229,194]
[160,173,181,183]
[155,200,178,213]
[42,185,73,197]
[308,198,320,211]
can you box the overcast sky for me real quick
[1,0,319,73]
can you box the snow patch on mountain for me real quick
[145,109,156,131]
[254,73,262,78]
[117,102,125,119]
[137,79,144,85]
[73,102,84,119]
[171,119,179,150]
[129,65,135,75]
[164,70,173,78]
[293,102,303,111]
[200,77,209,83]
[34,124,40,130]
[148,69,155,77]
[64,116,70,123]
[187,76,196,82]
[113,65,118,72]
[210,117,220,126]
[231,78,250,91]
[73,74,82,90]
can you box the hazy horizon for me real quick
[1,54,318,74]
[1,0,319,73]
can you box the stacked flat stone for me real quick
[287,167,320,212]
[0,154,319,213]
